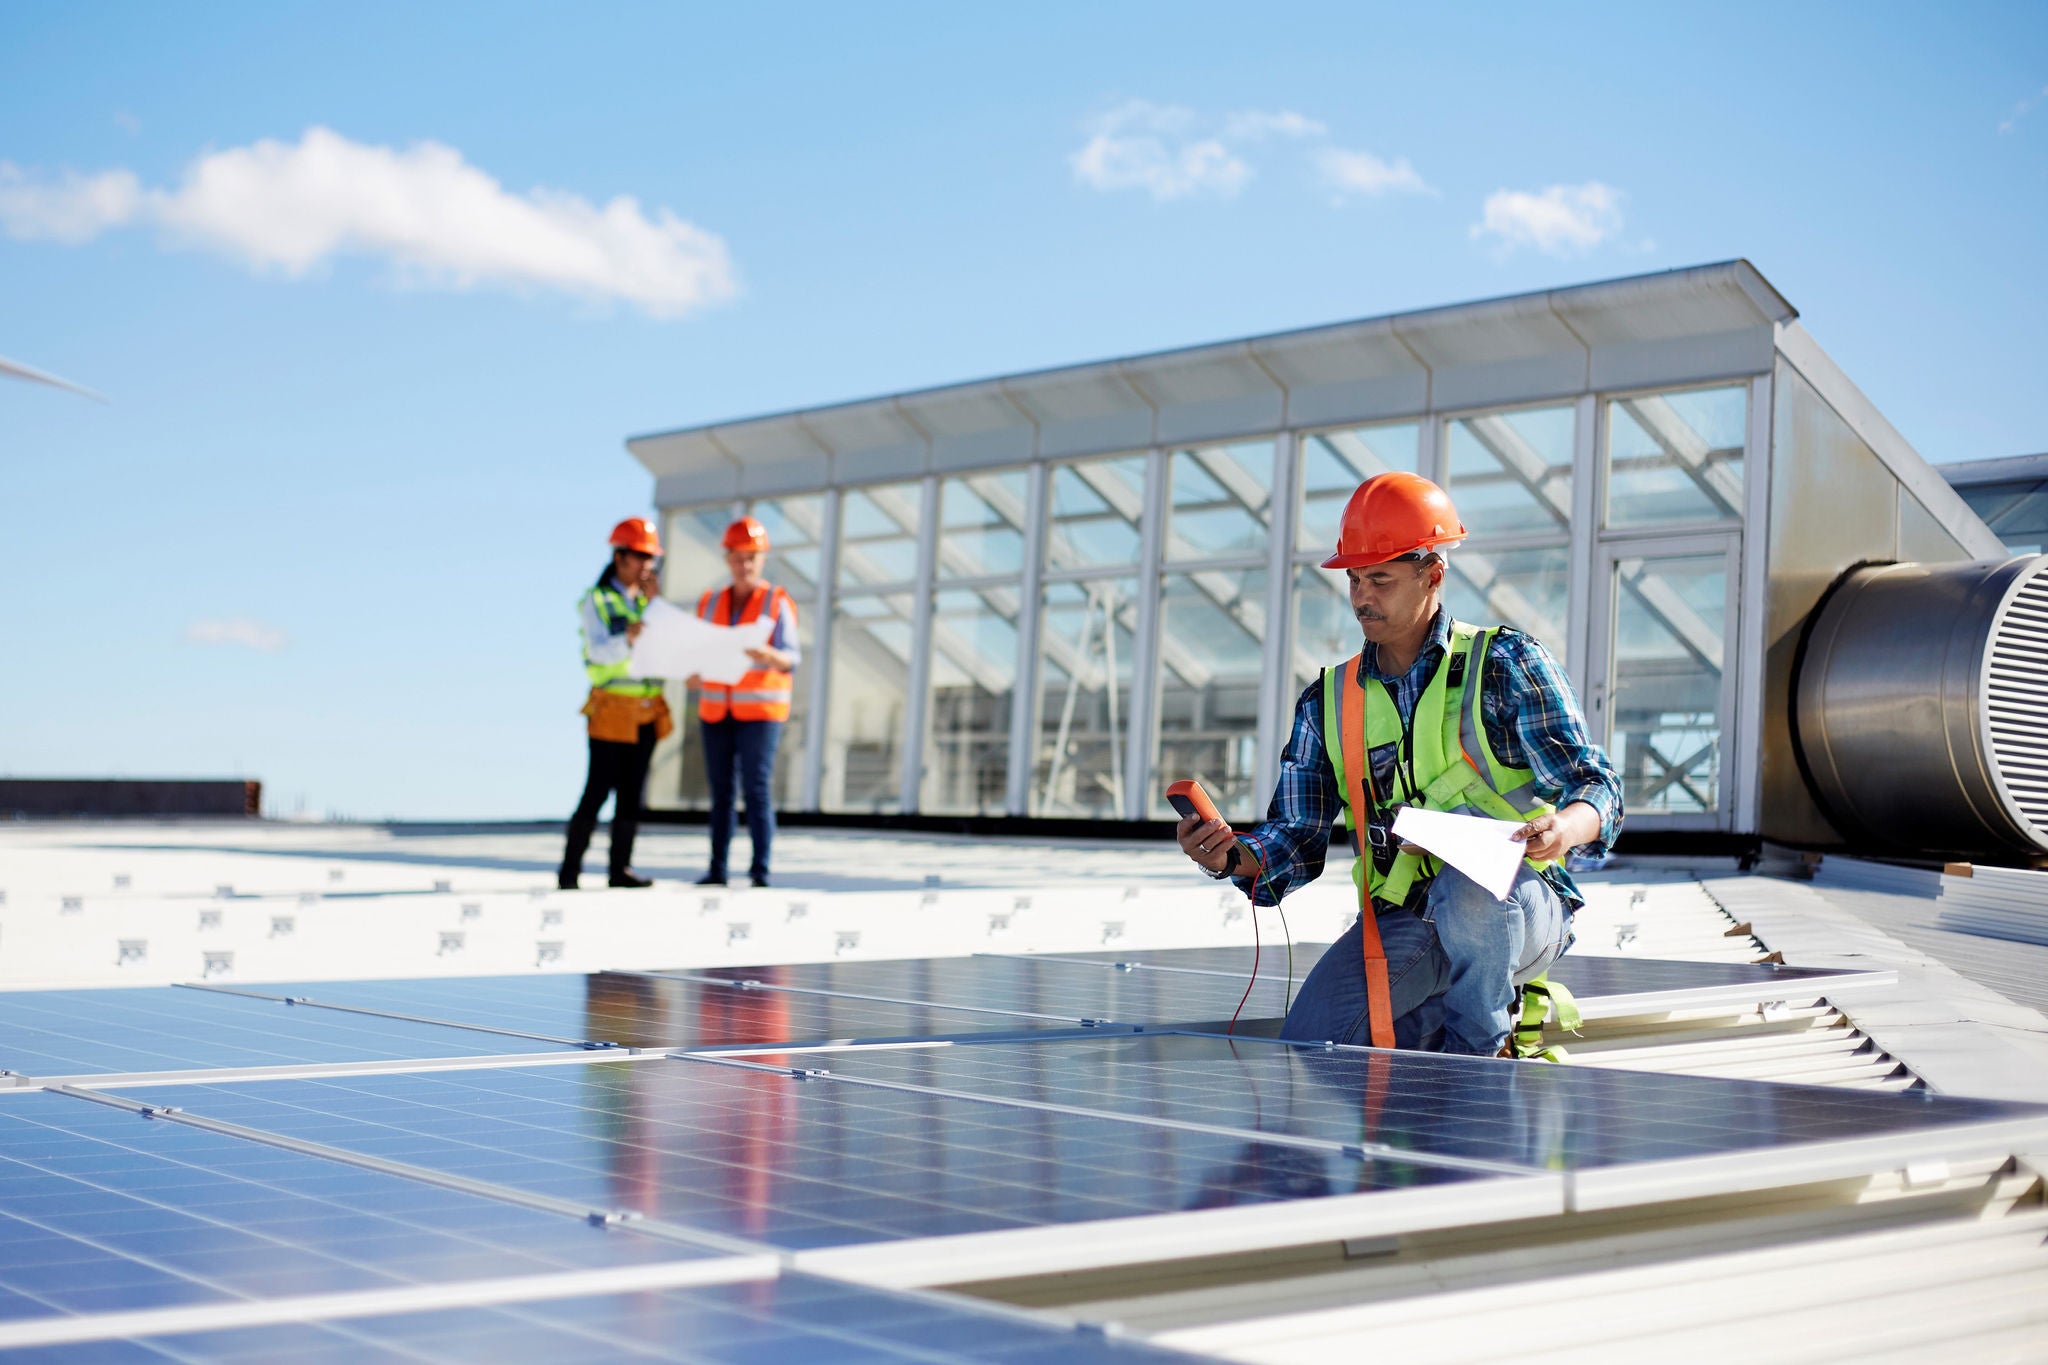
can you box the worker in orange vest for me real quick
[689,517,800,887]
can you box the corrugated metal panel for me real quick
[1150,1206,2048,1365]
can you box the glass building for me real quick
[630,262,2005,844]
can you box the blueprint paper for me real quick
[627,597,774,684]
[1390,806,1528,901]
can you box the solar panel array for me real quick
[0,948,2037,1359]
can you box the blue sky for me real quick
[2,2,2043,819]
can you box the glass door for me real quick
[1593,534,1741,828]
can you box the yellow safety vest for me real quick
[1322,620,1561,913]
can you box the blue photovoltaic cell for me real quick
[804,1032,2048,1174]
[0,987,578,1077]
[667,953,1296,1027]
[115,1058,1478,1253]
[26,1274,1211,1362]
[1008,946,1882,1005]
[0,1090,716,1323]
[219,972,1126,1051]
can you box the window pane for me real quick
[1298,423,1420,557]
[660,506,732,604]
[1611,553,1727,816]
[822,592,914,812]
[837,482,923,589]
[752,495,827,601]
[1444,406,1575,535]
[922,586,1019,814]
[1443,545,1571,660]
[1606,386,1746,528]
[1045,455,1146,572]
[1290,562,1357,697]
[937,471,1029,580]
[1165,441,1274,562]
[1031,577,1137,818]
[1152,568,1267,820]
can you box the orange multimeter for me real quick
[1165,779,1224,825]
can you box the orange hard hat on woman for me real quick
[608,517,663,556]
[722,517,770,553]
[1321,472,1466,569]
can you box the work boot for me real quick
[557,868,578,891]
[750,872,770,889]
[694,870,727,887]
[608,870,654,889]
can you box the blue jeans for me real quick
[701,718,781,880]
[1280,864,1572,1055]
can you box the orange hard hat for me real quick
[608,517,663,557]
[722,516,770,553]
[1321,472,1466,569]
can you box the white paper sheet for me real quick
[627,597,774,685]
[1389,806,1529,901]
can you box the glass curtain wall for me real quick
[921,471,1028,814]
[659,380,1753,830]
[820,481,923,813]
[1032,455,1146,818]
[1439,405,1574,658]
[1150,441,1274,820]
[1290,423,1421,700]
[1601,384,1747,816]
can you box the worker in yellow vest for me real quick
[1175,472,1623,1055]
[689,517,800,887]
[560,517,674,890]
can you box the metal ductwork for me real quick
[1794,555,2048,859]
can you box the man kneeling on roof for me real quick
[1175,472,1623,1056]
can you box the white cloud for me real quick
[184,618,289,653]
[1071,100,1251,200]
[1316,147,1431,197]
[0,164,144,244]
[1072,100,1426,209]
[0,128,736,318]
[1222,109,1327,142]
[1999,85,2048,134]
[1470,181,1626,256]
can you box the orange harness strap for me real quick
[1339,665,1396,1049]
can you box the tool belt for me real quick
[581,688,674,744]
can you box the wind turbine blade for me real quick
[0,354,107,403]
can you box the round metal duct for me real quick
[1794,555,2048,858]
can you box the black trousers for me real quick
[561,722,657,879]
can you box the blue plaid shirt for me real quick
[1233,609,1622,911]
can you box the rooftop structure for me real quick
[1943,451,2048,555]
[627,261,2008,857]
[0,820,2044,1359]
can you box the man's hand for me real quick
[1176,814,1239,876]
[745,645,793,670]
[1512,801,1602,862]
[625,622,645,643]
[683,673,702,689]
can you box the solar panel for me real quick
[104,1056,1529,1277]
[793,1031,2048,1207]
[0,987,579,1080]
[27,1273,1212,1361]
[991,948,1894,1019]
[642,953,1298,1029]
[0,1090,729,1324]
[206,973,1136,1052]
